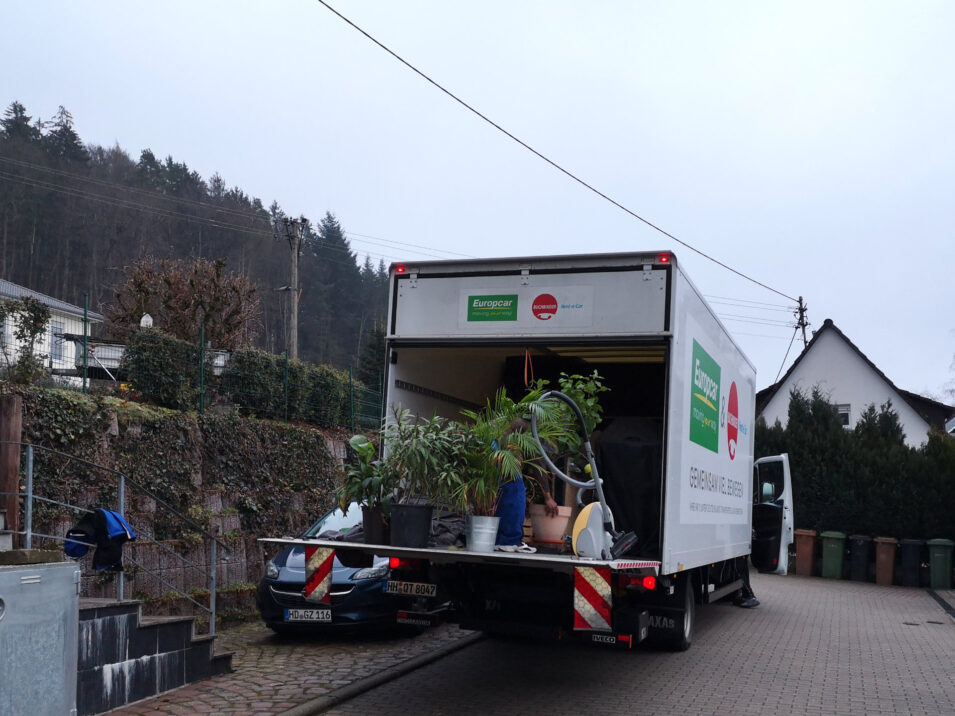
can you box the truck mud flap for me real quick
[578,610,649,648]
[644,605,686,639]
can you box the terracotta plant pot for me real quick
[528,504,572,543]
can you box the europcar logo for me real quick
[467,294,518,321]
[689,340,721,453]
[532,293,558,320]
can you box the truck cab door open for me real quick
[751,454,794,575]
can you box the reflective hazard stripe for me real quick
[303,547,334,604]
[574,566,612,631]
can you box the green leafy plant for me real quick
[453,386,574,516]
[383,409,466,506]
[121,328,206,410]
[336,434,394,517]
[0,296,52,384]
[555,370,610,452]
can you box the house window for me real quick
[49,319,66,366]
[836,404,851,428]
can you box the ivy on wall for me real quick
[7,385,343,538]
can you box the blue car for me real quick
[257,504,420,633]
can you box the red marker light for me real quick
[657,254,670,264]
[388,557,419,569]
[642,576,657,591]
[396,265,406,274]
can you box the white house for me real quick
[0,278,104,375]
[756,318,955,448]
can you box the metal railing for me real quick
[0,441,229,634]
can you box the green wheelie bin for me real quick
[821,531,847,579]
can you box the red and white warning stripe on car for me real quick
[574,566,612,631]
[303,546,334,604]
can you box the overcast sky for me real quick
[3,1,953,398]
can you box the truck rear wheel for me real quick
[665,576,695,652]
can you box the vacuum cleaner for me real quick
[530,390,638,560]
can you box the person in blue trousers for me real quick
[494,418,558,553]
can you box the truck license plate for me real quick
[284,608,331,622]
[386,580,437,597]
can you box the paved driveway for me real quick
[325,574,955,716]
[116,574,955,715]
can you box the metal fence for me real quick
[1,441,230,634]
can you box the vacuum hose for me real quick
[529,390,615,535]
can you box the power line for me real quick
[731,331,795,340]
[704,294,792,309]
[0,169,402,272]
[775,327,800,382]
[707,299,794,313]
[717,313,796,327]
[345,230,476,259]
[0,153,473,262]
[315,0,799,303]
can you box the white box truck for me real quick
[264,250,793,650]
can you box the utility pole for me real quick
[795,296,810,348]
[274,217,306,360]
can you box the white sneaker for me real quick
[495,543,536,553]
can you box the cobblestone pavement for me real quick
[325,573,955,716]
[113,622,475,715]
[114,575,955,716]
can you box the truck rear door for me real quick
[751,454,794,574]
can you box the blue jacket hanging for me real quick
[64,508,136,570]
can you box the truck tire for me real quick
[665,576,695,652]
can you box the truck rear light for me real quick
[657,253,670,264]
[396,264,406,274]
[619,574,657,591]
[389,557,421,569]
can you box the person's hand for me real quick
[544,494,559,517]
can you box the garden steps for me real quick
[77,597,233,715]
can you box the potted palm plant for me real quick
[453,386,573,552]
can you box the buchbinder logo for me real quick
[532,293,558,320]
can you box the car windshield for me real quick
[301,505,360,538]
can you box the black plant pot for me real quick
[361,505,391,546]
[390,503,433,548]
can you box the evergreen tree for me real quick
[43,106,89,163]
[1,101,41,143]
[356,323,386,387]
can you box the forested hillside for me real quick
[0,101,388,369]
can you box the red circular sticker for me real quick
[727,381,739,460]
[532,293,558,320]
